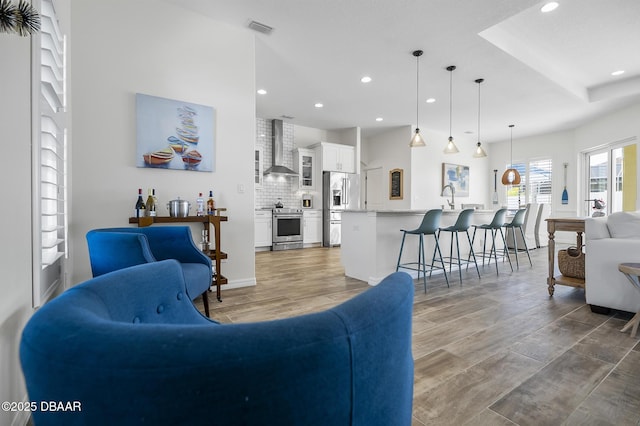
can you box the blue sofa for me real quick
[86,226,212,315]
[20,260,414,425]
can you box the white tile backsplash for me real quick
[255,118,305,209]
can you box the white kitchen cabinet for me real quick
[313,142,355,173]
[303,210,322,245]
[294,148,316,189]
[254,147,264,188]
[255,210,272,248]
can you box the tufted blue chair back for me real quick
[20,261,414,426]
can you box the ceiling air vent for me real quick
[248,20,273,35]
[280,115,295,120]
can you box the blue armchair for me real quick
[20,260,414,426]
[86,226,212,316]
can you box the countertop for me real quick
[343,209,496,215]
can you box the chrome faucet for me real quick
[441,184,455,210]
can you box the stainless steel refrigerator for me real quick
[323,171,359,247]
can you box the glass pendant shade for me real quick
[444,65,459,153]
[410,128,426,147]
[502,124,520,185]
[473,78,487,158]
[473,142,487,158]
[444,136,459,153]
[409,50,426,148]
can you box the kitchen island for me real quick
[341,209,498,285]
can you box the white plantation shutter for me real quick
[528,158,552,207]
[32,0,67,307]
[506,163,526,213]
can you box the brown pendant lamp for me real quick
[501,124,521,185]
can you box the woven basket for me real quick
[558,246,585,279]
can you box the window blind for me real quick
[528,158,553,207]
[506,163,526,213]
[32,0,67,307]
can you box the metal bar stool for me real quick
[503,208,532,268]
[469,208,513,275]
[396,209,449,292]
[437,209,481,284]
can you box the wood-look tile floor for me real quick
[196,246,640,425]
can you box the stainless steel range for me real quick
[272,208,304,251]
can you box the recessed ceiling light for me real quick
[375,117,383,122]
[611,70,625,76]
[257,89,267,95]
[541,2,559,13]
[426,98,436,103]
[361,76,372,83]
[314,103,323,108]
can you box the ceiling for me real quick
[166,0,640,144]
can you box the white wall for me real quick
[70,0,256,287]
[488,129,576,216]
[0,30,35,426]
[362,126,413,210]
[487,102,640,217]
[294,124,330,147]
[410,127,491,210]
[575,103,640,211]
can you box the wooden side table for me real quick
[129,214,228,303]
[618,263,640,338]
[546,217,585,296]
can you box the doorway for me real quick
[364,167,384,210]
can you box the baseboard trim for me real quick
[221,278,256,290]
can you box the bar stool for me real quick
[469,208,513,275]
[396,209,449,292]
[437,209,480,284]
[503,208,532,269]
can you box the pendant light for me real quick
[473,78,487,158]
[501,124,521,185]
[443,65,459,154]
[409,50,426,148]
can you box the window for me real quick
[584,139,637,216]
[505,162,526,213]
[505,159,553,213]
[528,158,552,206]
[32,0,67,307]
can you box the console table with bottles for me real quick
[129,213,228,303]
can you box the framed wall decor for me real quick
[136,93,215,172]
[442,163,469,197]
[389,168,403,200]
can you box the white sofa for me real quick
[585,211,640,313]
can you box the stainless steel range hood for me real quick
[263,119,298,177]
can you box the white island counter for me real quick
[341,209,497,285]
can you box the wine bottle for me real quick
[134,188,146,218]
[146,189,156,217]
[207,190,215,215]
[196,192,205,216]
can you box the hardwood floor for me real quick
[197,246,640,425]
